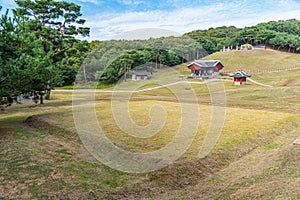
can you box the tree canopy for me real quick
[78,36,205,84]
[0,0,90,109]
[185,19,300,53]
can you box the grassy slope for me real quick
[204,49,300,73]
[159,49,300,199]
[175,49,300,76]
[158,124,300,199]
[1,49,300,199]
[1,93,299,199]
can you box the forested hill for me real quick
[184,19,300,54]
[83,19,300,84]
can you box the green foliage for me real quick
[185,26,241,52]
[185,19,300,53]
[81,19,300,86]
[0,16,62,106]
[79,37,204,84]
[0,0,90,108]
[14,0,91,87]
[14,0,90,39]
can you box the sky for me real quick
[1,0,300,41]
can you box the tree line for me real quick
[80,37,205,84]
[185,19,300,53]
[83,19,300,84]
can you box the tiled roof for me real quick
[132,70,148,76]
[187,60,223,68]
[230,70,251,78]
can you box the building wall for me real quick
[132,74,136,80]
[188,63,223,78]
[234,77,247,85]
[214,63,223,71]
[188,64,201,72]
[132,74,148,80]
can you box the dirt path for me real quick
[247,77,273,87]
[53,79,226,93]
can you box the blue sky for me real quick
[1,0,300,41]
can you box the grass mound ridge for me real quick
[158,121,300,199]
[20,105,300,199]
[24,115,79,141]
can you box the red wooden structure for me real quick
[187,60,224,78]
[230,71,251,85]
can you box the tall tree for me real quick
[0,0,90,109]
[13,0,90,102]
[14,0,90,39]
[0,8,20,109]
[0,10,61,106]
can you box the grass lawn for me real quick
[205,49,300,74]
[1,49,300,199]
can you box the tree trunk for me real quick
[124,63,127,82]
[155,49,158,69]
[40,93,43,104]
[83,62,87,83]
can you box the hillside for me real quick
[178,49,300,80]
[204,49,300,73]
[158,123,300,199]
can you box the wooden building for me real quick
[131,69,149,80]
[230,71,251,85]
[187,60,224,78]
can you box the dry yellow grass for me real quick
[205,49,300,73]
[1,49,300,199]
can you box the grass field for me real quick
[205,49,300,74]
[1,49,300,199]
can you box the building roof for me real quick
[132,69,148,76]
[241,43,253,47]
[230,70,251,78]
[187,60,224,68]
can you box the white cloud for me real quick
[112,28,182,40]
[77,0,100,5]
[116,0,145,5]
[84,0,300,41]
